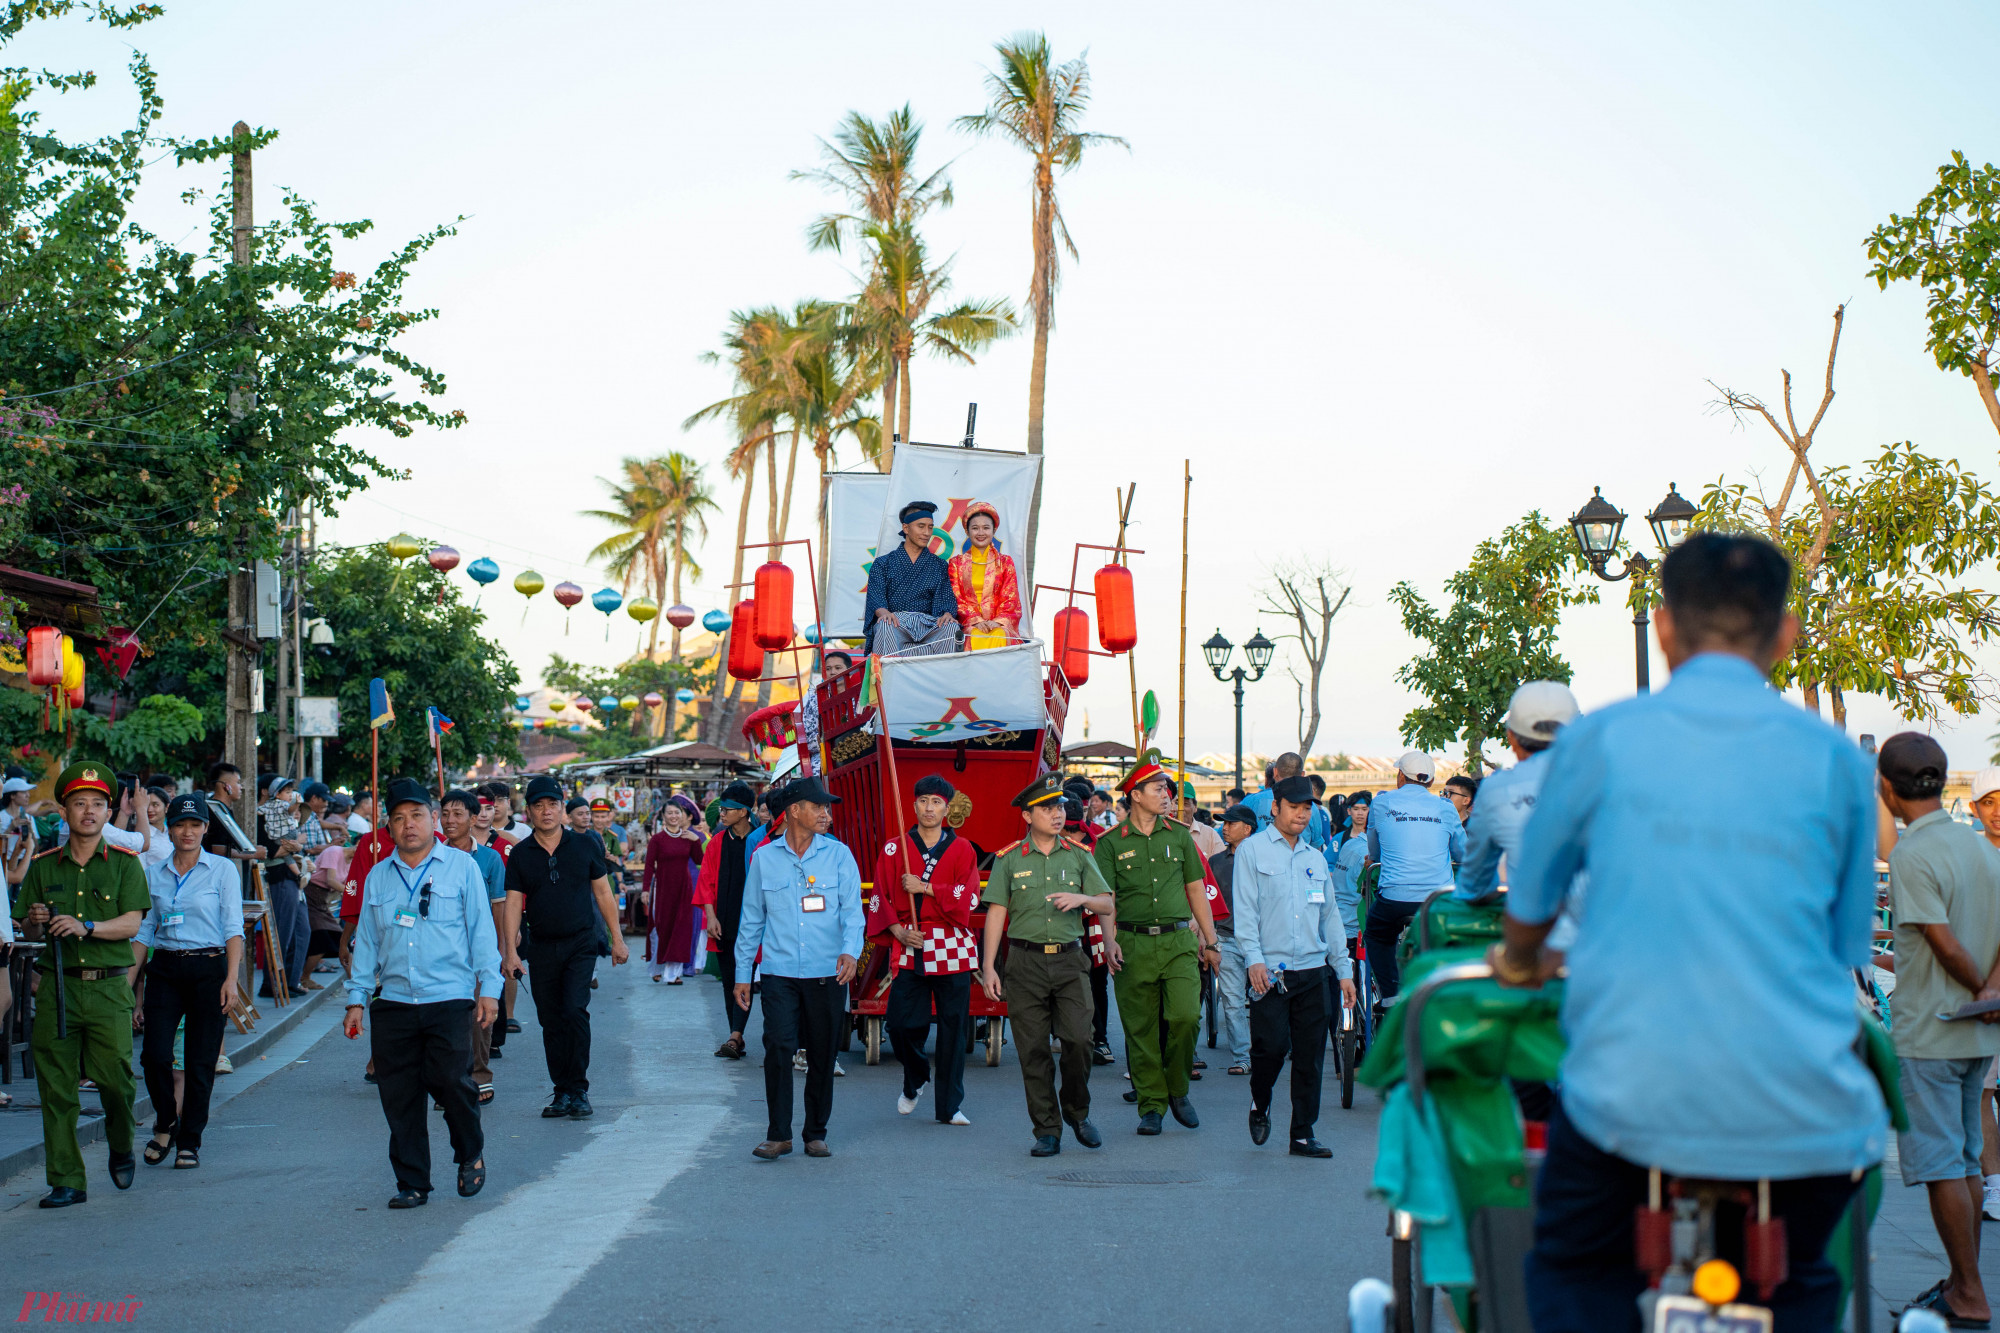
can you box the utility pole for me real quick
[224,121,259,834]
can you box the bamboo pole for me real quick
[1114,484,1141,760]
[1177,460,1191,812]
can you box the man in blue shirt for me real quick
[1230,775,1357,1157]
[1361,751,1464,1001]
[345,779,503,1209]
[1243,753,1333,849]
[1453,681,1579,906]
[134,793,244,1171]
[1497,533,1887,1332]
[735,776,864,1160]
[864,499,959,658]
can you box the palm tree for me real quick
[958,31,1127,568]
[581,454,717,661]
[856,221,1016,449]
[794,104,954,255]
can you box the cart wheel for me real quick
[864,1016,882,1066]
[1340,1028,1358,1109]
[1391,1235,1415,1333]
[985,1017,1003,1067]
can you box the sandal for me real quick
[143,1134,175,1165]
[477,1084,495,1105]
[174,1147,199,1170]
[1227,1065,1249,1076]
[1903,1284,1993,1329]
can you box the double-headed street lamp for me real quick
[1567,483,1700,694]
[1201,627,1275,794]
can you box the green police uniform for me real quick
[10,763,151,1193]
[984,822,1111,1140]
[1094,808,1207,1118]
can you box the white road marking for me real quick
[346,973,732,1333]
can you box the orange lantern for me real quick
[753,561,794,652]
[1094,563,1137,653]
[727,599,764,681]
[25,626,62,685]
[1052,606,1092,687]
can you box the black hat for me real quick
[719,780,755,810]
[898,499,938,525]
[1062,775,1095,798]
[1879,731,1949,800]
[523,774,563,805]
[913,774,955,801]
[165,792,212,826]
[565,797,589,814]
[299,781,331,804]
[383,778,432,815]
[1271,774,1316,806]
[1062,795,1085,826]
[1012,772,1066,810]
[1222,803,1258,828]
[783,776,841,807]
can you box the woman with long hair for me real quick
[643,794,704,983]
[945,502,1022,651]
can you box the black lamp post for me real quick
[1203,628,1274,793]
[1567,484,1699,694]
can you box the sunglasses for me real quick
[419,883,433,918]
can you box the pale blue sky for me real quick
[20,2,2000,766]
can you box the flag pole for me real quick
[870,656,920,929]
[1114,484,1141,764]
[370,728,380,835]
[1177,460,1191,814]
[432,727,446,799]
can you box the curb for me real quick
[0,979,345,1185]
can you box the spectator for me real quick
[1443,773,1479,826]
[306,813,350,985]
[99,780,156,862]
[347,788,376,837]
[255,774,308,998]
[440,789,509,1107]
[1211,804,1258,1076]
[134,785,173,874]
[1880,733,2000,1327]
[1087,789,1115,831]
[1244,753,1333,849]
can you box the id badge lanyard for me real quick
[391,857,434,927]
[162,863,199,932]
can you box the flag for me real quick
[369,678,395,730]
[857,655,881,710]
[426,706,454,742]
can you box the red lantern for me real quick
[25,626,62,685]
[753,562,794,652]
[572,696,593,713]
[1052,606,1092,687]
[553,581,584,609]
[728,599,764,681]
[427,545,460,574]
[665,604,695,630]
[1094,563,1137,653]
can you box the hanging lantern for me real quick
[427,545,460,574]
[514,570,545,625]
[1094,564,1138,653]
[675,687,695,704]
[591,587,623,642]
[642,691,665,709]
[665,604,695,630]
[701,609,730,635]
[753,562,794,652]
[385,533,421,562]
[628,596,659,624]
[61,636,84,709]
[513,695,532,712]
[803,623,821,644]
[573,696,594,713]
[600,694,622,711]
[25,626,61,686]
[1052,606,1092,687]
[619,695,640,712]
[549,697,567,713]
[727,599,763,681]
[568,723,584,734]
[552,580,583,634]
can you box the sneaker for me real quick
[1985,1176,2000,1222]
[793,1050,808,1072]
[214,1053,233,1075]
[898,1086,926,1116]
[833,1060,845,1077]
[949,1111,971,1126]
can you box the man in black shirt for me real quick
[704,781,759,1059]
[501,775,627,1120]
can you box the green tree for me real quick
[1389,513,1599,775]
[856,220,1014,447]
[1865,152,2000,442]
[959,31,1127,570]
[583,452,718,664]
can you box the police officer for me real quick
[1092,759,1220,1135]
[1230,775,1357,1157]
[133,793,244,1170]
[344,779,502,1209]
[7,760,151,1207]
[980,772,1113,1156]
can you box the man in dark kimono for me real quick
[864,500,958,658]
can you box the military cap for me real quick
[165,792,212,826]
[383,778,433,814]
[1011,771,1066,810]
[1115,759,1172,795]
[912,774,955,801]
[54,760,115,803]
[589,797,612,812]
[898,499,938,525]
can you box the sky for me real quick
[19,1,2000,768]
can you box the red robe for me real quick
[642,830,702,964]
[866,828,979,972]
[945,548,1023,637]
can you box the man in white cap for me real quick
[1970,769,2000,854]
[1360,749,1464,1002]
[1454,681,1581,908]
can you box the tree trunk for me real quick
[880,350,900,474]
[705,445,757,747]
[778,426,801,549]
[1971,359,2000,441]
[1022,169,1054,591]
[765,433,781,558]
[1829,681,1847,733]
[662,551,683,742]
[896,353,912,445]
[1801,678,1822,717]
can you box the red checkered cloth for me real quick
[892,924,980,975]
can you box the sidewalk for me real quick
[0,974,346,1185]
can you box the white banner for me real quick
[822,471,892,642]
[874,443,1042,639]
[877,641,1047,741]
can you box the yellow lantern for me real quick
[619,694,640,712]
[626,597,659,623]
[385,533,422,561]
[513,570,544,597]
[549,697,567,713]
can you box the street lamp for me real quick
[1203,628,1273,794]
[1567,484,1698,695]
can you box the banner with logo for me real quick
[873,444,1041,638]
[822,471,893,642]
[876,641,1046,741]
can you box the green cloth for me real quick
[1094,819,1204,926]
[12,841,152,971]
[1888,809,2000,1059]
[1112,928,1199,1113]
[33,975,137,1189]
[1396,895,1506,971]
[983,836,1108,944]
[1372,1081,1475,1288]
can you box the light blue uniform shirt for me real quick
[1367,785,1466,902]
[1230,824,1352,980]
[136,850,244,951]
[736,831,865,979]
[347,844,503,1007]
[465,841,506,902]
[1510,653,1887,1179]
[1244,788,1333,850]
[1332,833,1368,935]
[1454,753,1549,901]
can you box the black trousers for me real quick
[526,930,597,1097]
[369,998,483,1194]
[1248,965,1329,1140]
[1525,1098,1859,1333]
[1090,958,1110,1044]
[886,968,972,1118]
[1362,896,1424,1000]
[716,939,752,1036]
[139,951,228,1150]
[759,974,844,1141]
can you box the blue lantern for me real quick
[803,623,821,644]
[597,694,619,711]
[466,557,500,607]
[675,687,695,704]
[513,695,531,712]
[590,587,623,641]
[701,609,730,635]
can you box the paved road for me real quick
[0,958,1388,1331]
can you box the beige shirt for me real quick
[1890,810,2000,1060]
